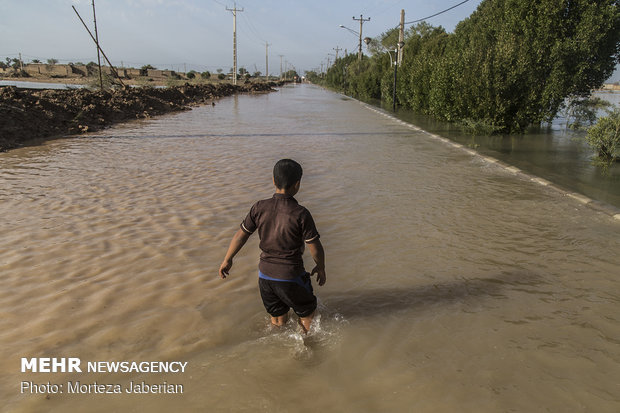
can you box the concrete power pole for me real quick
[333,46,342,60]
[226,2,244,85]
[279,55,283,79]
[398,9,405,64]
[352,14,370,61]
[265,43,269,79]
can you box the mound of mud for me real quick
[0,81,283,151]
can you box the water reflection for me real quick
[0,80,84,89]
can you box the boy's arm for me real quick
[219,228,251,279]
[307,240,326,286]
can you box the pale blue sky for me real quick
[0,0,618,81]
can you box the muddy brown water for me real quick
[1,84,619,412]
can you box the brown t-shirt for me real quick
[241,193,320,280]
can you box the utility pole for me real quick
[18,53,23,71]
[333,46,342,60]
[265,42,270,80]
[226,2,244,85]
[284,60,288,80]
[352,14,370,61]
[72,6,124,87]
[92,0,103,89]
[279,54,283,79]
[398,9,405,64]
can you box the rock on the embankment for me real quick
[0,81,282,151]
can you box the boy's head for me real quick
[273,159,303,190]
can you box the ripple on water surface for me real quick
[1,84,619,412]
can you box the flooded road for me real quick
[1,84,619,412]
[392,91,620,209]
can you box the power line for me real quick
[237,22,265,47]
[364,0,406,20]
[241,12,265,43]
[405,0,471,25]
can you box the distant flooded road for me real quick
[1,84,619,412]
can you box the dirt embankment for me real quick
[0,81,284,151]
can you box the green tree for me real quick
[305,70,321,83]
[367,27,400,55]
[565,97,611,129]
[318,0,620,134]
[430,0,620,132]
[586,106,620,162]
[201,71,211,79]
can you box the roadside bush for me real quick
[217,73,225,80]
[186,71,196,79]
[586,107,620,162]
[201,71,211,79]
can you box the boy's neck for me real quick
[275,188,296,196]
[274,181,300,196]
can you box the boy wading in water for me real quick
[218,159,326,333]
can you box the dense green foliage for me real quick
[564,96,611,129]
[314,0,620,133]
[586,106,620,161]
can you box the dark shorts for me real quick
[258,272,317,318]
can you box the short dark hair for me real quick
[273,159,303,189]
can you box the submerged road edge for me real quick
[355,99,620,222]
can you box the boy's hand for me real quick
[311,266,326,286]
[219,259,232,279]
[219,229,251,280]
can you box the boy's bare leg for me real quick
[298,311,316,334]
[271,313,288,327]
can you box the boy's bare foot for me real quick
[298,311,315,334]
[271,314,288,327]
